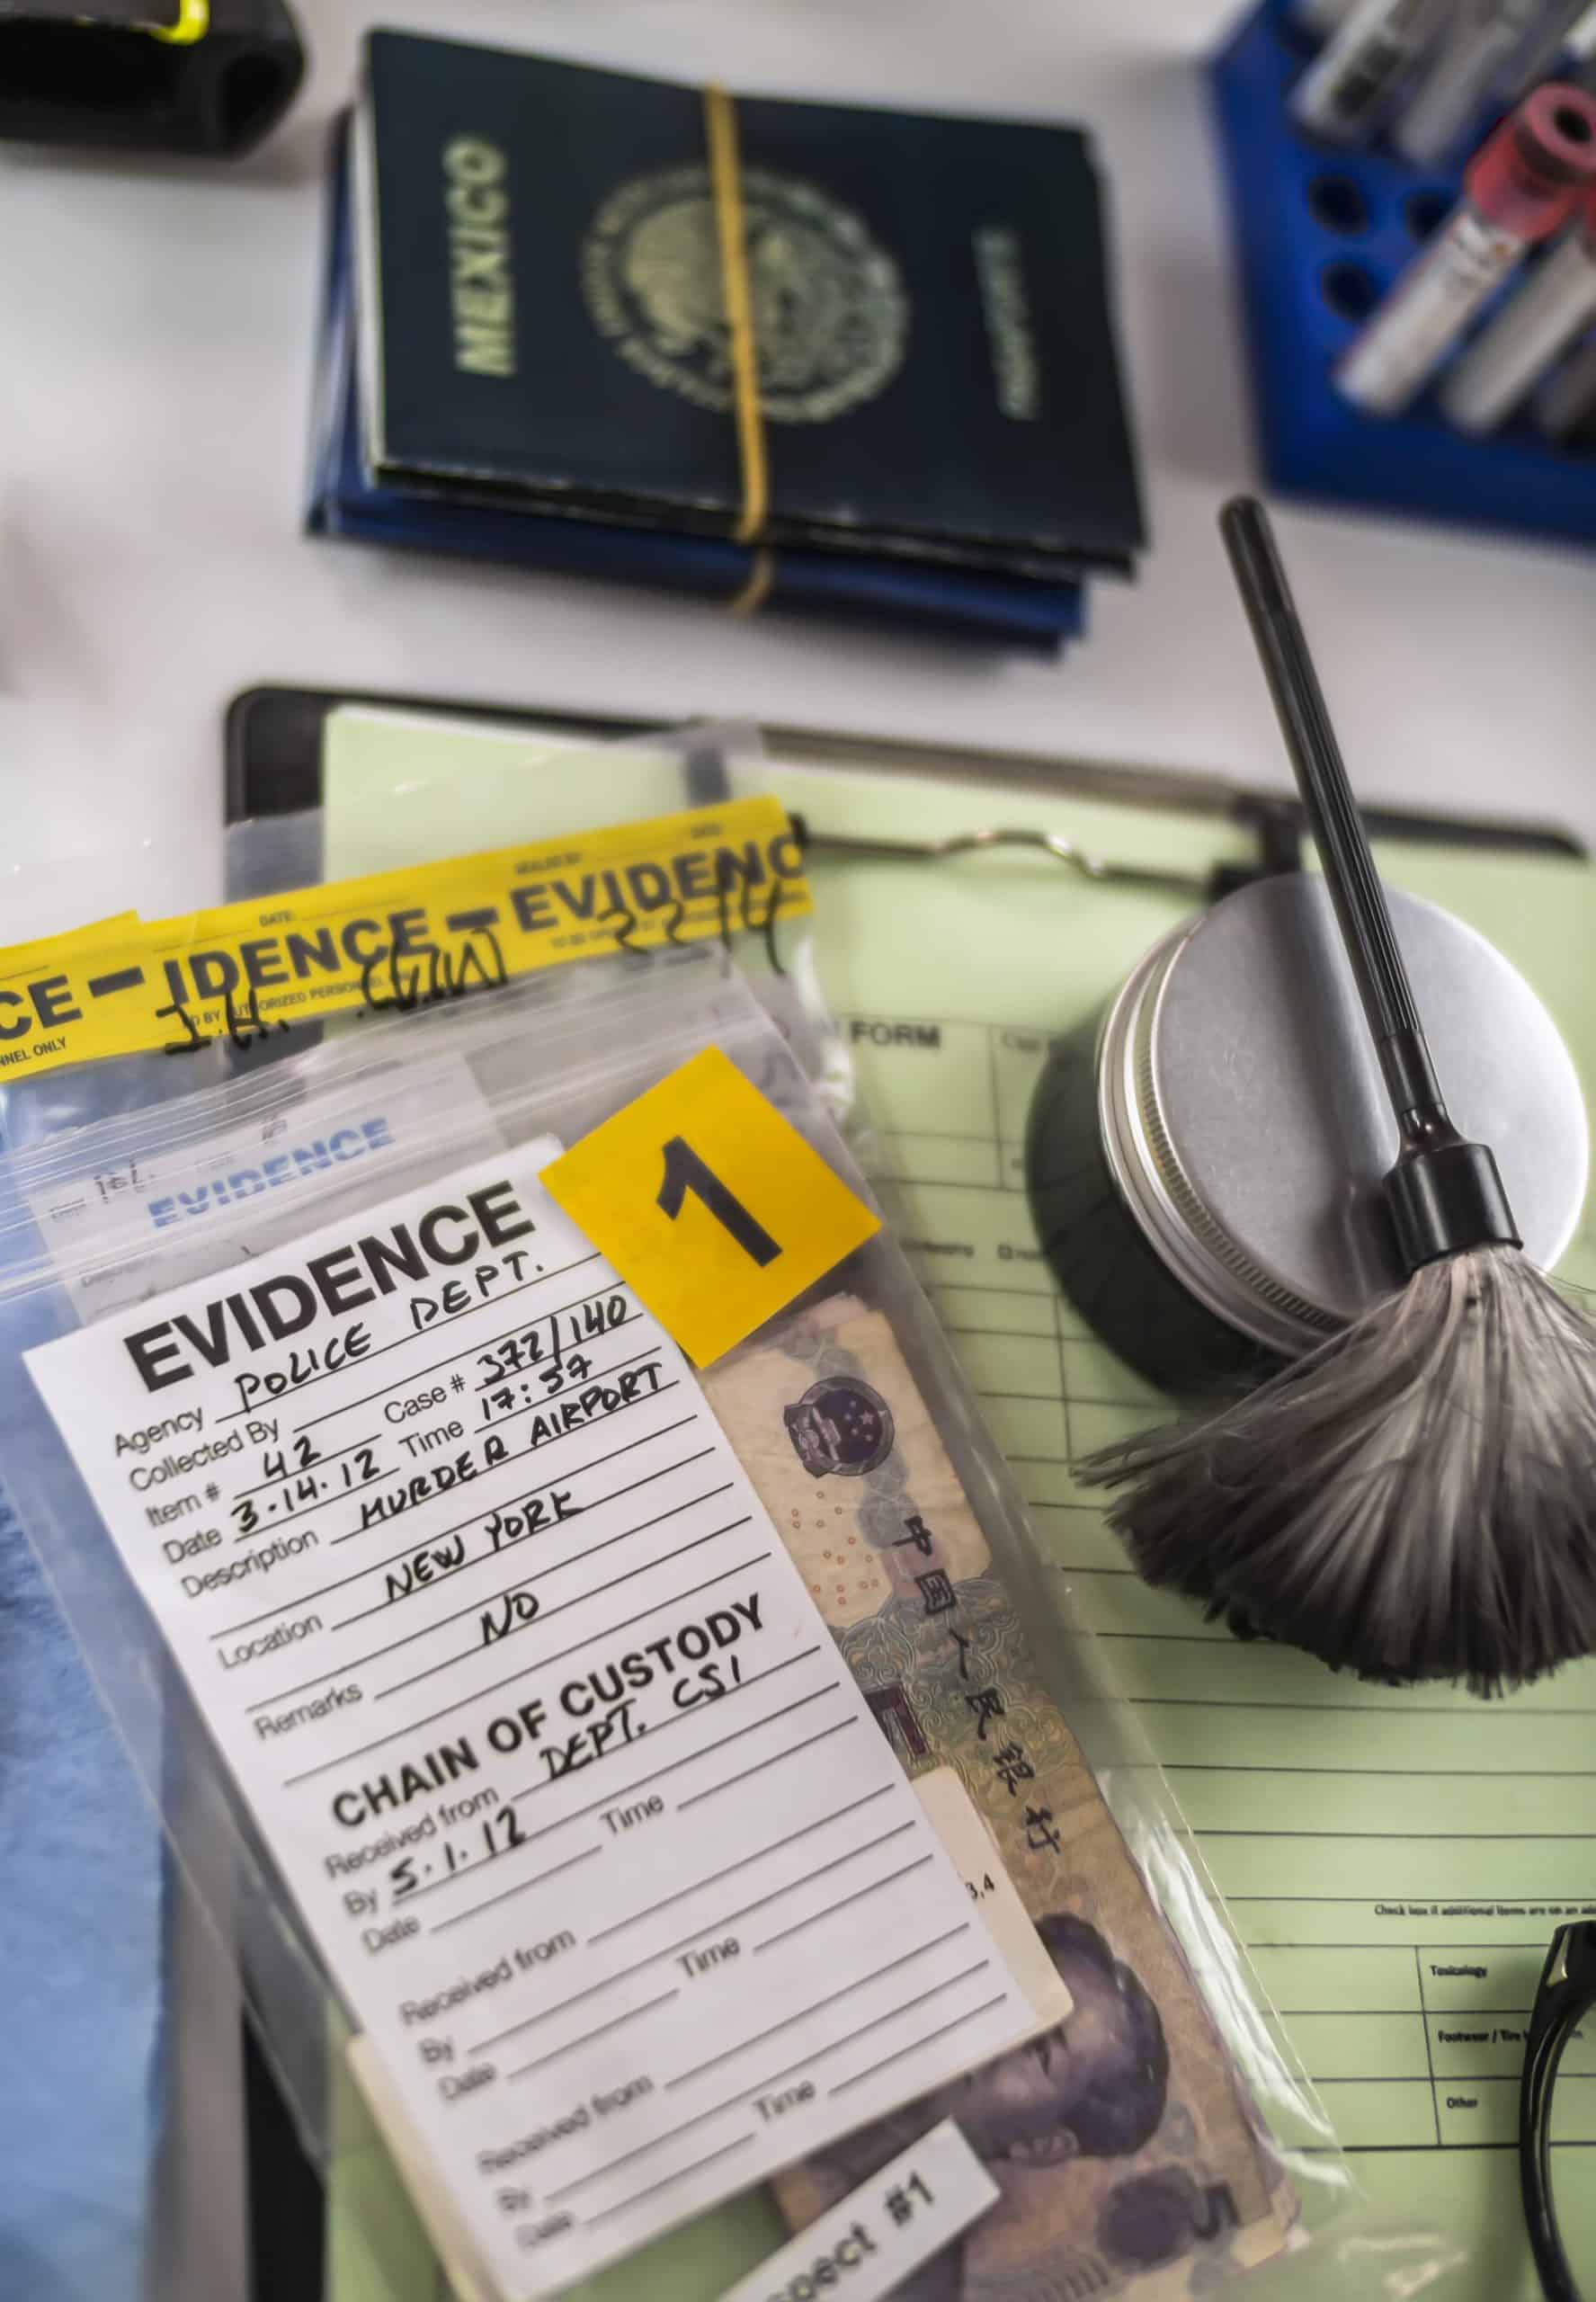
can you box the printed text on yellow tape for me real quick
[0,800,808,1082]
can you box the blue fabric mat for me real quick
[0,1084,168,2300]
[0,1492,165,2300]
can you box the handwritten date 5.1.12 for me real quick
[388,1804,527,1904]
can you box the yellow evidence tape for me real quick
[0,799,809,1083]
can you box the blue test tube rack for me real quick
[1211,0,1596,546]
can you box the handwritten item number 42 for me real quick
[540,1048,879,1366]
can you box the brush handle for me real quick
[1220,497,1445,1131]
[1219,495,1520,1268]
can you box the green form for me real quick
[317,708,1596,2302]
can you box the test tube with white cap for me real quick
[1441,190,1596,426]
[1291,0,1458,144]
[1532,325,1596,431]
[1395,0,1574,165]
[1561,0,1596,84]
[1292,0,1369,40]
[1491,0,1596,102]
[1334,82,1596,414]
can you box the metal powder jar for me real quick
[1025,875,1589,1394]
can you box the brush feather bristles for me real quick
[1076,1245,1596,1697]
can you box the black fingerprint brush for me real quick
[1078,495,1596,1694]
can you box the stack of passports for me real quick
[308,30,1147,652]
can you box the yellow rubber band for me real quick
[727,547,777,617]
[702,82,768,548]
[148,0,209,43]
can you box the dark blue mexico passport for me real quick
[355,29,1146,576]
[312,118,1084,651]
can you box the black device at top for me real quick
[0,0,305,156]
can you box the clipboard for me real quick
[222,684,1596,2302]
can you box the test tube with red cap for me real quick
[1441,184,1596,427]
[1334,82,1596,415]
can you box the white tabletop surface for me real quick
[4,0,1592,908]
[0,9,1587,2293]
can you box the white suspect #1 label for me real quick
[26,1140,1038,2302]
[718,2119,999,2302]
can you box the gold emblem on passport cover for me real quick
[581,162,909,423]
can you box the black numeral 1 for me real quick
[656,1137,780,1267]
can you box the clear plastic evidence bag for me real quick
[0,908,1463,2302]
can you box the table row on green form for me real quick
[1251,1934,1593,2148]
[845,1013,1063,1195]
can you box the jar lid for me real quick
[1098,875,1589,1355]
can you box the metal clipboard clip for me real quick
[787,816,1256,905]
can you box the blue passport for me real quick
[310,119,1088,653]
[351,29,1145,579]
